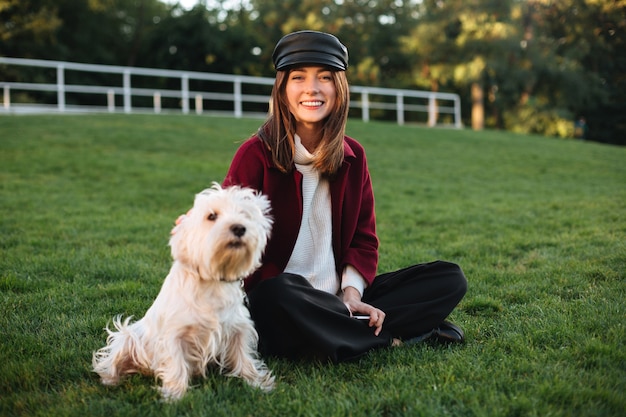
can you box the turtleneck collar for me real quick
[294,134,316,165]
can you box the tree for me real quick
[525,0,626,144]
[399,0,625,143]
[133,2,269,76]
[0,0,169,65]
[0,0,62,59]
[402,0,521,129]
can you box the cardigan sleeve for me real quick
[341,265,368,296]
[335,137,379,286]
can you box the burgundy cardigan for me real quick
[222,134,379,292]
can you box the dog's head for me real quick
[169,183,273,281]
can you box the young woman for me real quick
[221,30,467,363]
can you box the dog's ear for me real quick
[169,216,193,264]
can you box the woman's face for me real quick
[285,66,337,132]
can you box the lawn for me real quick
[1,114,624,417]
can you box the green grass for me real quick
[1,114,624,417]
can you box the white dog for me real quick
[92,184,274,401]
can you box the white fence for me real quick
[0,57,462,127]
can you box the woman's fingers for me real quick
[346,299,387,337]
[362,307,385,336]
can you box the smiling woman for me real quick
[217,30,468,363]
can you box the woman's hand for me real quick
[342,286,386,336]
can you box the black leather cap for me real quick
[272,30,348,71]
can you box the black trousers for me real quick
[247,260,467,363]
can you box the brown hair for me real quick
[257,69,350,176]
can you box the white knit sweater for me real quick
[284,135,338,294]
[284,135,367,296]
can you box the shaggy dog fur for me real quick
[92,184,274,401]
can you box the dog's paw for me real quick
[260,375,275,392]
[97,374,121,386]
[251,371,275,392]
[159,385,187,402]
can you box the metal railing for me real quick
[0,57,462,127]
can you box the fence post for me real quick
[181,74,189,114]
[123,70,131,113]
[107,89,115,112]
[361,91,369,122]
[195,94,202,114]
[396,93,404,125]
[234,77,242,118]
[428,93,437,127]
[3,85,9,110]
[454,96,462,128]
[57,64,65,112]
[154,92,161,113]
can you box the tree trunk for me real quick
[471,82,484,130]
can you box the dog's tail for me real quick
[92,315,149,385]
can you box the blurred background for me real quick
[1,0,624,145]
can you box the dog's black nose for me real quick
[230,224,246,237]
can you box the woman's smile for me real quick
[300,100,323,106]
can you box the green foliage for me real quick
[2,0,625,143]
[1,114,625,416]
[2,0,625,172]
[0,0,62,57]
[502,104,575,137]
[402,0,626,143]
[0,0,171,65]
[136,3,265,75]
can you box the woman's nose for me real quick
[304,78,319,93]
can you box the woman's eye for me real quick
[207,213,217,221]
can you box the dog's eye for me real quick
[207,212,218,221]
